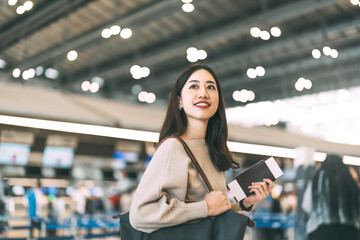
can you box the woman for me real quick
[302,155,360,240]
[129,64,274,233]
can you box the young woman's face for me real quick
[180,69,219,122]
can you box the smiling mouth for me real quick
[194,103,210,107]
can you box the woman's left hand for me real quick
[243,178,274,208]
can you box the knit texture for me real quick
[129,138,240,233]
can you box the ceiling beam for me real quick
[15,0,179,70]
[63,0,342,89]
[140,17,360,95]
[0,0,92,51]
[228,59,360,105]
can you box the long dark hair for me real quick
[158,64,238,171]
[312,154,359,221]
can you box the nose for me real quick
[199,86,209,99]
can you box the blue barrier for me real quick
[0,213,120,239]
[250,213,296,228]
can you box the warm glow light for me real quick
[304,79,312,90]
[67,50,78,61]
[247,68,257,79]
[110,25,121,35]
[145,92,156,104]
[16,6,25,14]
[120,28,132,39]
[312,49,321,59]
[141,67,150,78]
[27,68,35,78]
[270,27,281,37]
[8,0,17,6]
[12,68,21,78]
[250,27,261,38]
[197,50,207,60]
[232,91,241,101]
[323,46,332,56]
[187,54,198,63]
[255,66,265,77]
[138,91,147,102]
[350,0,359,6]
[182,3,194,12]
[330,49,338,58]
[260,31,270,40]
[89,82,100,93]
[101,28,111,38]
[186,47,198,55]
[23,1,33,11]
[248,90,255,101]
[81,81,91,91]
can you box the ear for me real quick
[178,96,183,110]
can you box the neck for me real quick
[181,118,208,140]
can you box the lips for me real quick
[194,101,210,108]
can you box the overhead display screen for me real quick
[42,146,74,168]
[0,143,31,165]
[113,151,139,163]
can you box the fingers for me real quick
[263,178,275,189]
[205,191,231,216]
[249,183,267,195]
[249,185,266,199]
[249,180,273,200]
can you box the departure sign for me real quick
[0,143,31,165]
[42,146,74,168]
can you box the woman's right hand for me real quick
[204,191,231,216]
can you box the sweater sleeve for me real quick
[129,138,208,233]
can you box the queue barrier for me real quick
[250,213,296,228]
[0,213,120,240]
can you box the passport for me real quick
[227,157,283,202]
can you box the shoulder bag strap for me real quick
[175,137,214,192]
[160,136,213,191]
[156,136,256,228]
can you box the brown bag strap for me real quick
[175,137,214,192]
[160,136,213,191]
[160,136,255,228]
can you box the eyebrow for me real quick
[188,80,216,84]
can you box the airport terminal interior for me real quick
[0,0,359,239]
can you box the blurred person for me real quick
[72,182,90,216]
[280,189,297,214]
[46,195,65,237]
[0,195,7,234]
[349,165,360,188]
[253,194,283,240]
[85,196,104,214]
[302,155,360,240]
[23,179,46,238]
[294,163,315,240]
[129,64,274,233]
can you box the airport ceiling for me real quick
[0,0,360,109]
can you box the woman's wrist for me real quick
[242,198,253,208]
[240,199,253,211]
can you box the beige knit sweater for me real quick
[129,138,241,233]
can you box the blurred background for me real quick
[0,0,359,239]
